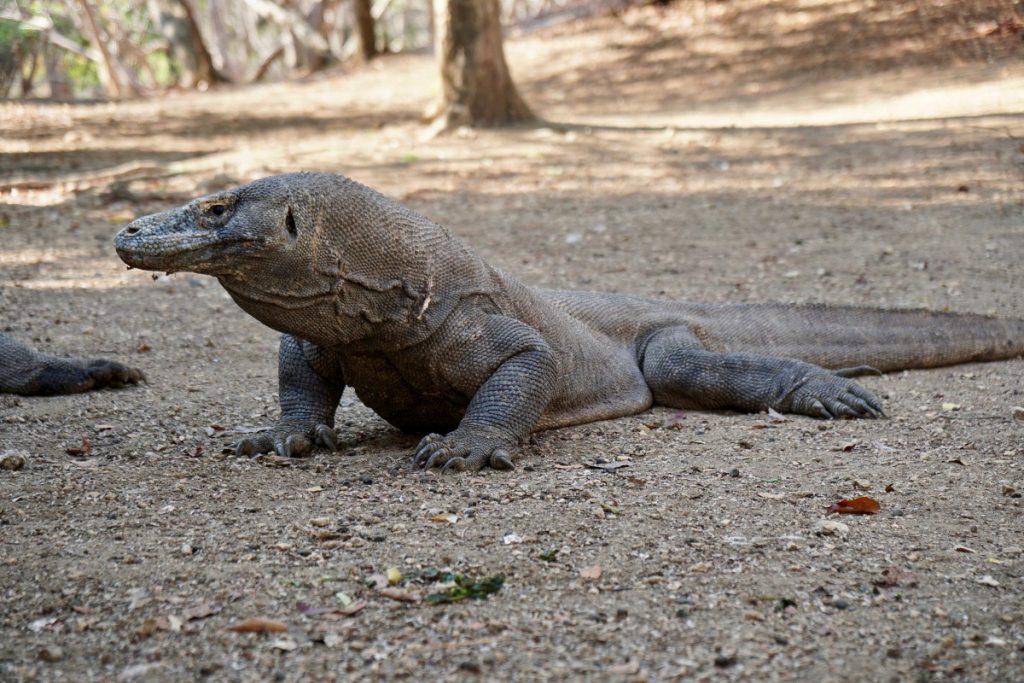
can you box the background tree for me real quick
[352,0,377,62]
[430,0,533,130]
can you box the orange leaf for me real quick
[226,617,289,633]
[827,496,880,515]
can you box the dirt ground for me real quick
[2,1,1024,680]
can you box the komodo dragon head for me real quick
[115,174,307,278]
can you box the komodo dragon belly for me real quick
[340,353,468,434]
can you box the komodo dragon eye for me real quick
[209,204,226,216]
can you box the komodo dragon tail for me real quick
[690,303,1024,372]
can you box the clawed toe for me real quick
[412,431,517,473]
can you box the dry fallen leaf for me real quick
[430,513,458,524]
[65,437,92,457]
[827,496,881,515]
[226,617,289,633]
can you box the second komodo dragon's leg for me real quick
[413,315,558,472]
[234,334,345,457]
[0,332,144,395]
[641,326,884,418]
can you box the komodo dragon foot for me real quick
[231,421,338,458]
[774,371,885,419]
[412,426,517,472]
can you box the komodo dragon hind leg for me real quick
[639,326,884,419]
[231,335,345,458]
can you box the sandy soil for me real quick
[2,1,1023,680]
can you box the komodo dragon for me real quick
[114,172,1024,471]
[0,332,143,395]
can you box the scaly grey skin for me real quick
[114,172,1024,471]
[0,332,144,395]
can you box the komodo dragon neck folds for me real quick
[115,172,1024,472]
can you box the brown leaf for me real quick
[136,343,151,353]
[884,484,895,493]
[827,496,880,515]
[226,617,289,633]
[66,436,92,457]
[378,587,421,603]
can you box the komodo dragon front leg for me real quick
[412,314,558,472]
[641,326,884,418]
[233,334,344,457]
[0,332,144,395]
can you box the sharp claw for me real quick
[808,398,833,419]
[490,449,515,470]
[413,436,441,465]
[424,448,449,470]
[441,457,466,473]
[287,434,312,457]
[316,424,338,451]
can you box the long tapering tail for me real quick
[692,303,1024,372]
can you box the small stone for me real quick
[0,451,26,471]
[1012,406,1024,421]
[832,598,850,610]
[975,575,1000,587]
[714,652,737,668]
[38,646,63,662]
[180,543,194,556]
[309,517,332,528]
[814,520,849,536]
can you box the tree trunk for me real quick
[352,0,377,61]
[43,40,73,99]
[73,0,138,97]
[172,0,226,86]
[431,0,533,129]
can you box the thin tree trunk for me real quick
[73,0,132,96]
[431,0,533,129]
[43,40,73,99]
[353,0,377,61]
[17,36,40,97]
[175,0,226,85]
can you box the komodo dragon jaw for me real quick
[115,187,286,276]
